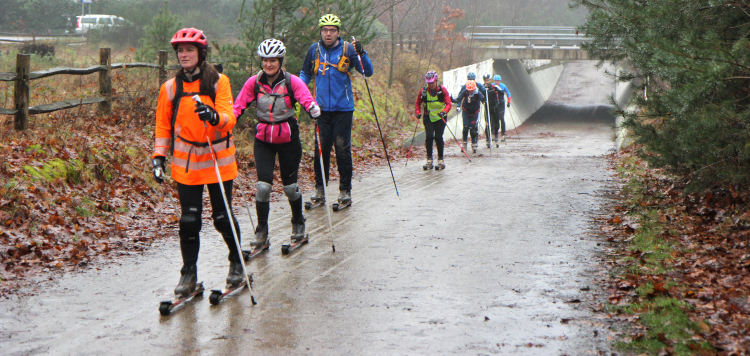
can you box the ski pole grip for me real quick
[192,95,202,104]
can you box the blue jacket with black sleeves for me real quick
[299,37,374,112]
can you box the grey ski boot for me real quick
[174,264,197,298]
[338,190,352,205]
[311,186,325,203]
[423,159,433,170]
[291,216,306,242]
[250,223,268,249]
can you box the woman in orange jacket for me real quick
[151,28,242,298]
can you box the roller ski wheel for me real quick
[208,274,253,305]
[242,240,270,262]
[159,282,205,316]
[332,201,352,212]
[305,200,325,210]
[281,233,309,255]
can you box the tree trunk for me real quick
[388,0,395,88]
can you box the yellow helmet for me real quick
[318,14,341,28]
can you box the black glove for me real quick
[438,111,447,119]
[152,156,166,184]
[416,113,422,120]
[194,104,220,126]
[354,40,364,55]
[507,102,511,108]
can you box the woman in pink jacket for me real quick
[233,38,320,247]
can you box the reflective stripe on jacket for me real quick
[153,73,237,185]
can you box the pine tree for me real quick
[136,0,181,62]
[573,0,750,189]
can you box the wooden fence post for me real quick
[14,54,30,131]
[98,48,111,115]
[158,50,168,84]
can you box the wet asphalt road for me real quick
[1,62,618,355]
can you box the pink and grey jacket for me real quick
[233,70,317,123]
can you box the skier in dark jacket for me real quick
[483,74,511,144]
[451,72,485,153]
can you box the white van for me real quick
[75,15,129,34]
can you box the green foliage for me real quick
[23,158,83,184]
[574,0,750,190]
[136,0,182,62]
[215,0,378,96]
[613,297,711,355]
[0,0,77,33]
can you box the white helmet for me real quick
[257,38,286,58]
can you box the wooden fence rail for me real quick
[1,48,175,130]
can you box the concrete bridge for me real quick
[465,26,592,60]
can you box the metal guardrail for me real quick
[464,26,591,47]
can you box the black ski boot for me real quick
[471,143,478,154]
[423,159,433,170]
[226,255,244,286]
[174,264,197,298]
[291,216,306,242]
[250,223,268,249]
[435,159,446,170]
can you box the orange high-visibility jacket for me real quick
[153,73,237,185]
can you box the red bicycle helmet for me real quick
[466,80,477,92]
[171,28,208,50]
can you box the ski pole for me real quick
[404,115,420,167]
[507,106,521,140]
[352,36,399,197]
[234,173,256,231]
[484,87,492,154]
[193,95,256,305]
[440,115,472,163]
[314,121,336,252]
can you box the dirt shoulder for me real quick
[597,146,750,354]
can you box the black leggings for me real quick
[177,181,240,266]
[253,135,303,227]
[423,116,446,159]
[254,136,302,185]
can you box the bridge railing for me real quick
[463,26,590,47]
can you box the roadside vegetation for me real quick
[574,1,750,354]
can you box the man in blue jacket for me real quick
[300,14,374,206]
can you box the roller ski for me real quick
[304,187,326,210]
[434,159,446,170]
[281,217,309,255]
[242,224,270,261]
[159,265,204,316]
[209,257,253,305]
[332,190,352,212]
[422,159,433,170]
[471,143,478,154]
[208,275,253,305]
